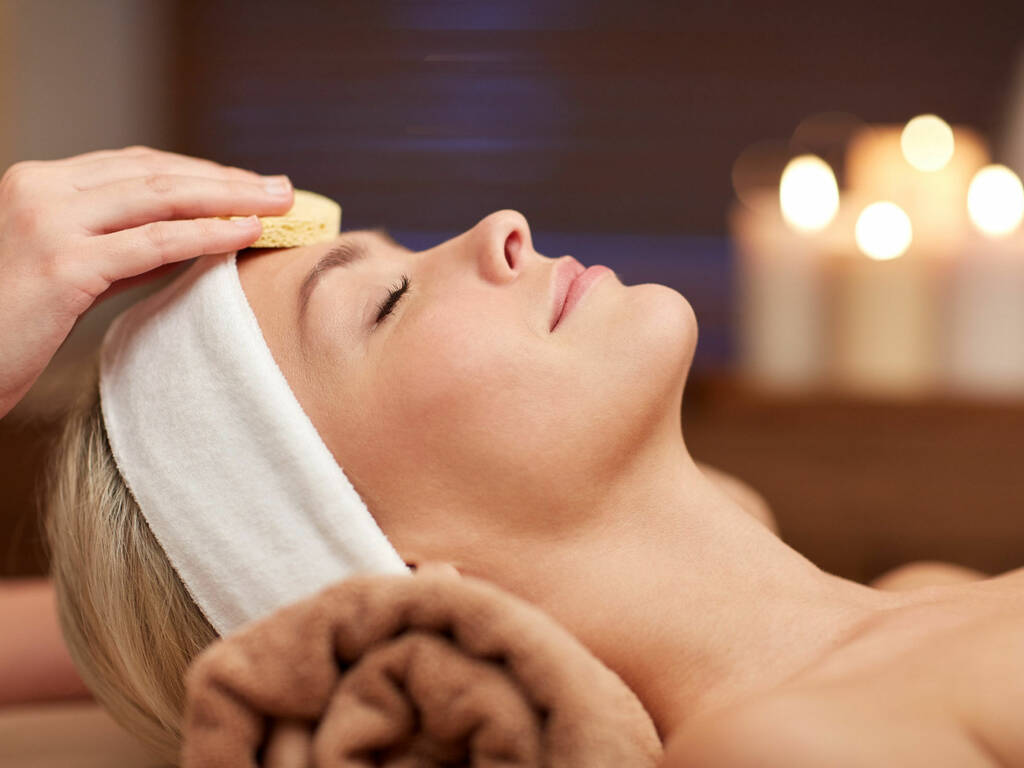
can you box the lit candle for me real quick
[945,164,1024,397]
[831,200,943,396]
[731,155,841,391]
[846,116,989,258]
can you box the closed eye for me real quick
[375,274,410,324]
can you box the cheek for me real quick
[366,309,552,483]
[383,311,520,435]
[371,287,697,465]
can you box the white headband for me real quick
[98,251,411,636]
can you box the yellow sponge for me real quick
[221,189,342,247]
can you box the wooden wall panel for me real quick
[171,0,1023,235]
[684,374,1024,583]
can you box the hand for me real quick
[0,145,295,419]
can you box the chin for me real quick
[593,284,697,450]
[627,282,698,380]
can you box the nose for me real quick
[470,209,535,283]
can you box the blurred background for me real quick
[3,0,1024,587]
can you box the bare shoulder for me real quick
[661,691,996,767]
[939,596,1024,767]
[662,581,1024,768]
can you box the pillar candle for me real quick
[830,225,945,397]
[945,228,1024,397]
[730,192,843,392]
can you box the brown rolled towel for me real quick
[181,563,663,767]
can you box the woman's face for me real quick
[237,210,697,572]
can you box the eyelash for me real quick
[375,274,410,324]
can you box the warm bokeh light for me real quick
[967,164,1024,237]
[779,155,840,232]
[855,202,913,260]
[900,114,955,172]
[731,139,793,212]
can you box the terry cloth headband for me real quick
[98,251,412,636]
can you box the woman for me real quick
[4,147,1021,766]
[229,211,1024,766]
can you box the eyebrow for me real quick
[296,227,400,325]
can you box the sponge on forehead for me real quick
[220,189,342,247]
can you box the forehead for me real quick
[237,229,391,299]
[237,236,333,282]
[298,229,401,321]
[234,237,354,386]
[236,229,404,352]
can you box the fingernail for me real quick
[264,175,291,195]
[234,215,258,227]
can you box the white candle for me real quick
[945,230,1024,396]
[731,184,844,392]
[945,166,1024,397]
[830,200,944,396]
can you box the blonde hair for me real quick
[42,363,218,763]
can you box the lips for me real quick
[550,257,586,332]
[549,259,617,331]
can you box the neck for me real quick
[498,425,910,742]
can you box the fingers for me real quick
[74,174,294,234]
[35,146,152,167]
[68,150,270,190]
[92,261,186,305]
[89,215,265,287]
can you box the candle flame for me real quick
[855,202,913,260]
[900,114,955,172]
[779,155,840,233]
[967,164,1024,238]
